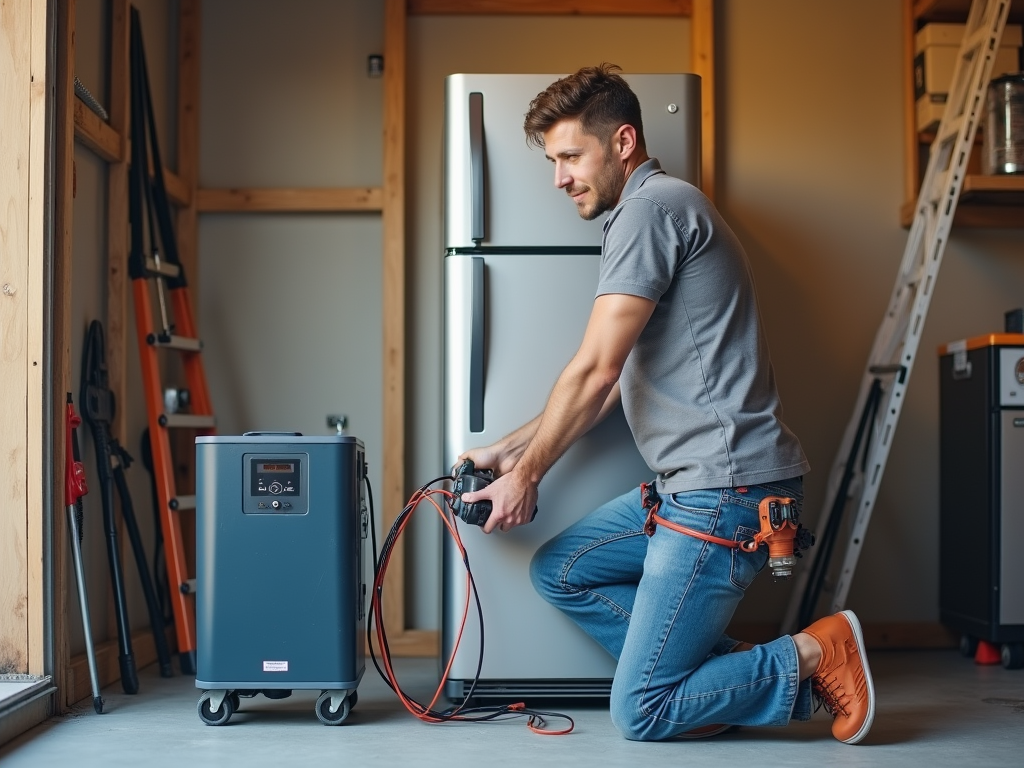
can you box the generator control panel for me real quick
[243,454,309,514]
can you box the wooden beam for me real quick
[0,0,37,679]
[195,187,384,213]
[409,0,693,15]
[176,0,201,287]
[383,0,407,645]
[163,167,192,209]
[53,0,77,711]
[106,0,130,451]
[69,105,190,210]
[26,0,49,680]
[70,117,191,217]
[691,0,714,201]
[102,0,132,664]
[903,0,919,210]
[73,95,123,162]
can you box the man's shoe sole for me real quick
[838,609,875,744]
[678,723,735,739]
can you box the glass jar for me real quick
[983,73,1024,175]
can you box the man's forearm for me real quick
[514,360,617,485]
[494,414,542,470]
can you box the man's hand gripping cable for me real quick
[365,475,575,735]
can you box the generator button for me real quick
[271,500,282,510]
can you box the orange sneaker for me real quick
[802,610,875,744]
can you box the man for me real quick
[458,64,874,744]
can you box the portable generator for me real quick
[194,433,368,725]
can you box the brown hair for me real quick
[523,63,645,149]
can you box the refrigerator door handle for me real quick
[470,257,485,433]
[469,92,485,243]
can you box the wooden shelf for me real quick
[902,0,1024,228]
[913,0,1024,23]
[408,0,692,14]
[900,174,1024,226]
[961,173,1024,203]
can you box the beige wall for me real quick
[196,0,386,595]
[718,0,1024,623]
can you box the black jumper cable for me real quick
[365,474,575,735]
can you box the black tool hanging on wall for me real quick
[80,319,175,689]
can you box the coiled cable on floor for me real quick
[365,475,574,735]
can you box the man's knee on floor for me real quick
[610,689,662,741]
[611,685,710,741]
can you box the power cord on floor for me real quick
[364,475,574,735]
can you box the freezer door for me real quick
[443,253,652,687]
[444,73,700,250]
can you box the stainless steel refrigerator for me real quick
[442,73,701,701]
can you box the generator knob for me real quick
[271,500,281,510]
[269,481,283,494]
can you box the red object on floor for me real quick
[975,640,1001,665]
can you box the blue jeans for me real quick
[530,479,814,741]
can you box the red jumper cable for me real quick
[366,476,574,735]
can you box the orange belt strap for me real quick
[640,481,757,552]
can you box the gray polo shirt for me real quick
[597,158,809,493]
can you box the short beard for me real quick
[578,184,619,220]
[575,151,623,220]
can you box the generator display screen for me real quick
[250,458,300,496]
[258,462,294,473]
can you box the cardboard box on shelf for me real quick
[914,22,1022,132]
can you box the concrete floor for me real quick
[1,650,1022,767]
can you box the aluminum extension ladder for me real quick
[781,0,1012,634]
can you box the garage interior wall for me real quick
[718,0,1024,628]
[60,0,1024,658]
[68,0,178,664]
[196,0,387,601]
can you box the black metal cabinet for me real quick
[939,335,1024,668]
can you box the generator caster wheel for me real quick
[959,634,978,658]
[1002,643,1024,670]
[198,690,235,726]
[315,690,351,725]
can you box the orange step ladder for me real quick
[128,7,213,674]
